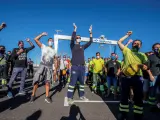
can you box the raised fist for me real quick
[127,31,132,36]
[1,22,6,28]
[89,25,92,33]
[128,39,133,43]
[26,38,30,42]
[73,23,77,29]
[41,32,48,36]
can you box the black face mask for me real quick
[0,49,5,54]
[132,46,139,52]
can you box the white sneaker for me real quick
[157,103,160,109]
[80,96,89,101]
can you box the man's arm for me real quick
[70,23,77,49]
[117,31,132,51]
[125,39,133,47]
[116,62,121,76]
[0,22,6,31]
[34,32,48,48]
[83,25,93,49]
[26,38,35,53]
[10,48,23,60]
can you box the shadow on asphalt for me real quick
[25,109,42,120]
[60,104,86,120]
[0,94,30,113]
[98,93,160,120]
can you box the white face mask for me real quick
[96,56,100,59]
[76,39,81,43]
[48,41,53,46]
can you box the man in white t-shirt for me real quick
[30,32,56,103]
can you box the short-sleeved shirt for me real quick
[122,46,148,76]
[148,54,160,76]
[11,46,35,68]
[85,62,89,73]
[89,60,94,72]
[93,58,104,73]
[60,59,68,70]
[106,60,121,77]
[41,44,56,68]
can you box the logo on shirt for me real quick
[113,62,116,65]
[72,71,76,74]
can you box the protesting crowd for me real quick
[0,22,160,120]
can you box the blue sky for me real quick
[0,0,160,64]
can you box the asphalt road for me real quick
[0,77,160,120]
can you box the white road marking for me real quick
[64,97,69,106]
[73,100,120,103]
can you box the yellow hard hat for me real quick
[123,64,139,77]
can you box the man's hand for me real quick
[41,32,48,36]
[126,31,132,36]
[73,23,77,31]
[17,49,24,55]
[89,25,92,34]
[26,38,30,42]
[128,39,133,44]
[138,64,148,70]
[1,22,7,28]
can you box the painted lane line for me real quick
[64,97,69,106]
[73,100,120,103]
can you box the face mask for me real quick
[154,48,159,53]
[48,41,53,46]
[0,49,5,54]
[111,56,116,60]
[77,39,81,43]
[63,58,66,60]
[132,46,139,52]
[96,56,100,59]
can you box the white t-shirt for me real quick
[41,44,56,66]
[85,62,89,73]
[60,59,68,70]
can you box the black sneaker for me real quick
[30,95,36,103]
[45,97,52,103]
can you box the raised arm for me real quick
[34,32,48,48]
[0,22,6,31]
[125,39,133,47]
[117,31,132,51]
[70,23,77,49]
[26,38,35,52]
[83,25,93,49]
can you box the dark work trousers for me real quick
[67,65,85,98]
[27,66,34,77]
[148,75,160,105]
[8,67,27,92]
[119,75,143,120]
[0,65,8,80]
[88,71,93,85]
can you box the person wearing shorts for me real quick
[30,32,56,103]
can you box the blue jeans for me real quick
[8,67,27,92]
[106,76,117,89]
